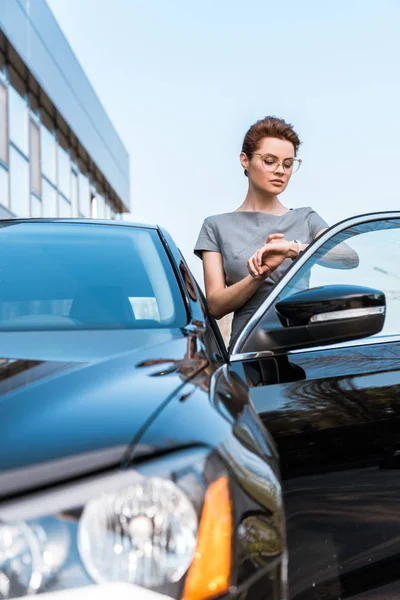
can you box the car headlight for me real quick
[0,448,231,599]
[78,477,198,587]
[0,517,70,597]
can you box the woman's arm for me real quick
[302,228,359,269]
[202,251,268,320]
[203,240,296,320]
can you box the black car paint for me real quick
[239,339,400,599]
[1,216,400,599]
[141,217,400,600]
[275,284,385,328]
[128,361,285,597]
[0,333,208,495]
[0,220,285,599]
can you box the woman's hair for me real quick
[242,116,301,176]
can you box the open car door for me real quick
[229,212,400,599]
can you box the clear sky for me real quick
[47,0,400,284]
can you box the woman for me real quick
[194,116,329,346]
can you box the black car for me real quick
[0,213,399,600]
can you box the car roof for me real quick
[0,218,159,230]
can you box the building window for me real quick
[42,178,57,217]
[0,52,6,79]
[57,143,70,199]
[9,86,28,156]
[0,164,9,208]
[96,193,105,219]
[71,170,79,217]
[58,193,72,217]
[31,194,42,218]
[10,146,29,217]
[29,92,40,117]
[41,125,56,184]
[78,172,90,217]
[90,195,97,218]
[30,120,41,196]
[0,84,8,164]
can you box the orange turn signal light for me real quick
[182,475,232,600]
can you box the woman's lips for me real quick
[270,179,284,186]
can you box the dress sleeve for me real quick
[307,210,329,239]
[194,218,220,259]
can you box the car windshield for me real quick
[0,221,187,330]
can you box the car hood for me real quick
[0,328,207,498]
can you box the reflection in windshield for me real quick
[0,222,186,331]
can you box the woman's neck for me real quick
[237,188,288,215]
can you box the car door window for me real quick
[262,218,400,341]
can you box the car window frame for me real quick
[230,211,400,361]
[158,226,228,362]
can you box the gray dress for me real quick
[194,207,328,344]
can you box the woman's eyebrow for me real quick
[263,153,295,160]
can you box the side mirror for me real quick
[276,284,385,326]
[263,285,385,353]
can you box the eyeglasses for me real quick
[251,153,302,174]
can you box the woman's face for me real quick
[240,137,295,195]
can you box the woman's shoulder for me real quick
[291,206,318,216]
[292,206,329,235]
[203,211,237,221]
[290,206,327,223]
[201,211,240,229]
[195,212,238,256]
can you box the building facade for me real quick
[0,0,130,220]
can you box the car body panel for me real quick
[0,332,208,496]
[3,213,400,599]
[20,582,173,600]
[128,363,285,595]
[239,339,400,598]
[230,211,400,598]
[0,219,285,600]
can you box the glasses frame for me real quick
[251,153,303,174]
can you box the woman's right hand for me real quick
[247,234,298,279]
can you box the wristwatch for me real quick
[292,239,302,260]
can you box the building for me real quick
[0,0,130,220]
